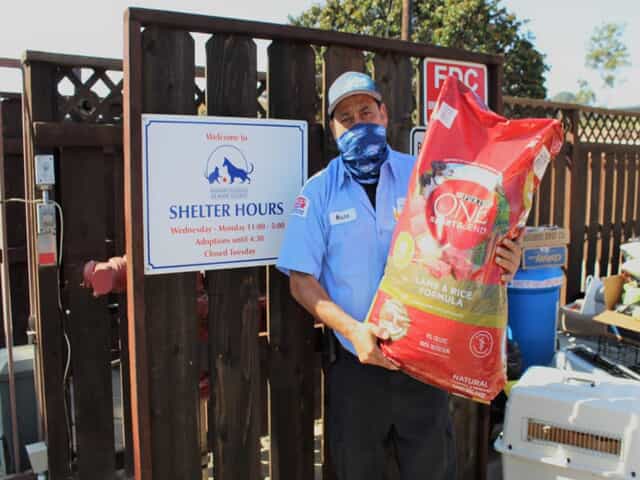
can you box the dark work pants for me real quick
[327,346,457,480]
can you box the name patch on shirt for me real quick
[329,208,357,225]
[291,195,309,217]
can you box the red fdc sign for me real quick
[424,58,488,121]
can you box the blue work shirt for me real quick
[276,147,415,354]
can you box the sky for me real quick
[0,0,636,108]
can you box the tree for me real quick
[559,23,629,107]
[574,79,596,106]
[290,0,548,99]
[586,22,630,89]
[550,91,577,103]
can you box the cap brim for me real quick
[328,89,383,115]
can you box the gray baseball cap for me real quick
[328,71,382,116]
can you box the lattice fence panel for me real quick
[56,66,123,124]
[579,110,640,145]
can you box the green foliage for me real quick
[550,82,596,106]
[290,0,548,99]
[550,91,577,103]
[586,22,630,88]
[575,79,596,106]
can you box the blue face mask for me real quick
[336,123,388,184]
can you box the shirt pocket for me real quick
[327,215,371,278]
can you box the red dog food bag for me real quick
[367,76,563,403]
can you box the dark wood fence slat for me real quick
[612,152,626,274]
[373,53,413,154]
[107,144,134,476]
[600,152,616,277]
[418,59,426,125]
[567,143,589,302]
[4,138,22,155]
[59,147,116,479]
[206,35,258,118]
[124,17,154,479]
[207,269,262,479]
[0,96,29,346]
[140,27,201,480]
[205,33,263,480]
[267,40,317,480]
[527,192,539,226]
[635,152,640,238]
[23,60,73,479]
[552,147,568,228]
[322,47,365,162]
[538,162,553,226]
[586,151,601,280]
[625,152,636,242]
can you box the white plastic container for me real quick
[495,366,640,480]
[25,441,47,474]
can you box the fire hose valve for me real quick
[82,255,127,297]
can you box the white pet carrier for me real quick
[495,366,640,479]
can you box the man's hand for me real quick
[495,235,523,284]
[290,271,399,370]
[347,322,399,370]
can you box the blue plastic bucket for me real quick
[507,267,564,371]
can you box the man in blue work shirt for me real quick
[277,71,522,479]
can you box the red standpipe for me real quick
[82,255,128,296]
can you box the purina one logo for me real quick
[204,144,254,200]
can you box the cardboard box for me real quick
[521,226,570,248]
[520,226,569,270]
[522,245,567,269]
[593,275,640,333]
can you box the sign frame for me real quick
[142,114,308,275]
[410,126,426,157]
[423,58,489,121]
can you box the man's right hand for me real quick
[347,322,399,370]
[289,271,399,371]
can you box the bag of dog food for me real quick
[367,76,563,403]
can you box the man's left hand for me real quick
[495,235,523,284]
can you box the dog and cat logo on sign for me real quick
[204,144,254,186]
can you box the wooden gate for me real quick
[123,8,503,480]
[21,51,132,479]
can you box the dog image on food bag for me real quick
[367,76,563,403]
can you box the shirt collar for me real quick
[337,147,396,189]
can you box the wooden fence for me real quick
[22,22,640,480]
[0,90,30,349]
[504,97,640,302]
[122,8,503,480]
[21,51,131,479]
[25,10,640,480]
[19,48,286,480]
